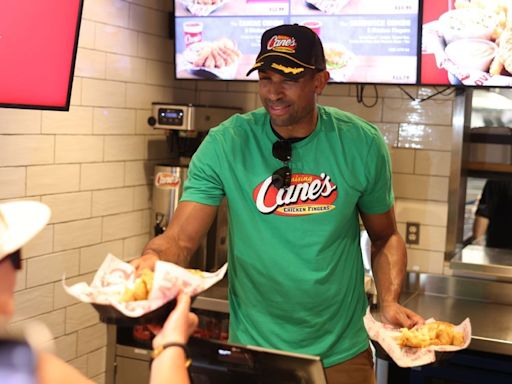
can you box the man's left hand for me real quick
[379,302,424,329]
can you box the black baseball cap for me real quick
[246,24,326,79]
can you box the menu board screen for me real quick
[0,0,83,110]
[421,0,512,87]
[174,0,420,84]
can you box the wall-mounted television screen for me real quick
[0,0,83,111]
[421,0,512,87]
[174,0,421,84]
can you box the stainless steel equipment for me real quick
[151,162,228,271]
[152,164,187,236]
[450,244,512,282]
[147,103,240,131]
[468,126,512,164]
[149,103,239,271]
[148,103,242,162]
[106,104,238,384]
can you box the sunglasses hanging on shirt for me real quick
[271,140,292,189]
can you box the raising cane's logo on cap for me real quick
[155,172,180,190]
[253,173,337,216]
[267,35,297,54]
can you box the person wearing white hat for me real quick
[0,200,197,384]
[0,201,51,319]
[0,200,95,384]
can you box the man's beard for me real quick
[264,101,296,128]
[266,102,315,129]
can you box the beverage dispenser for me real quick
[152,164,186,236]
[148,103,240,271]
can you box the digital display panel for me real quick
[174,0,421,84]
[421,0,512,87]
[0,0,83,110]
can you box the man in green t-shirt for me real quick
[134,24,423,383]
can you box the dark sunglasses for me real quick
[272,140,292,189]
[4,249,22,270]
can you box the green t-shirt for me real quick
[181,105,394,367]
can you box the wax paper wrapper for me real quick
[63,253,227,318]
[364,308,472,368]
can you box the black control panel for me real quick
[157,107,184,127]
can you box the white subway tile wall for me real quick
[390,148,415,174]
[26,250,80,287]
[95,25,137,55]
[80,241,124,274]
[0,109,42,134]
[87,347,107,377]
[78,323,107,356]
[42,106,94,134]
[93,108,137,135]
[66,302,101,334]
[123,233,151,262]
[27,164,81,195]
[0,136,54,166]
[12,285,54,323]
[75,48,108,79]
[55,135,104,163]
[9,308,66,341]
[0,0,456,381]
[54,332,79,361]
[22,226,54,259]
[42,192,93,224]
[69,353,89,379]
[54,218,103,251]
[81,162,125,190]
[407,249,446,274]
[0,167,26,199]
[415,150,451,176]
[14,266,27,292]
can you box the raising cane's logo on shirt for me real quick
[253,173,337,216]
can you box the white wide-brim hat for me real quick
[0,200,51,261]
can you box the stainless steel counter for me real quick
[399,272,512,356]
[450,245,512,282]
[194,273,512,356]
[192,277,229,313]
[374,273,512,384]
[401,293,512,355]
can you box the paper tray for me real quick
[371,339,457,368]
[64,254,227,325]
[364,308,471,368]
[92,299,178,326]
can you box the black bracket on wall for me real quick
[168,12,175,40]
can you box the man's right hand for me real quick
[129,202,219,275]
[131,251,159,274]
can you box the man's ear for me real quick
[315,70,330,95]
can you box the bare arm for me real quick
[149,293,198,384]
[472,215,489,245]
[37,352,94,384]
[132,201,219,271]
[360,206,423,328]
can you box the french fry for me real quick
[498,29,512,73]
[489,55,505,75]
